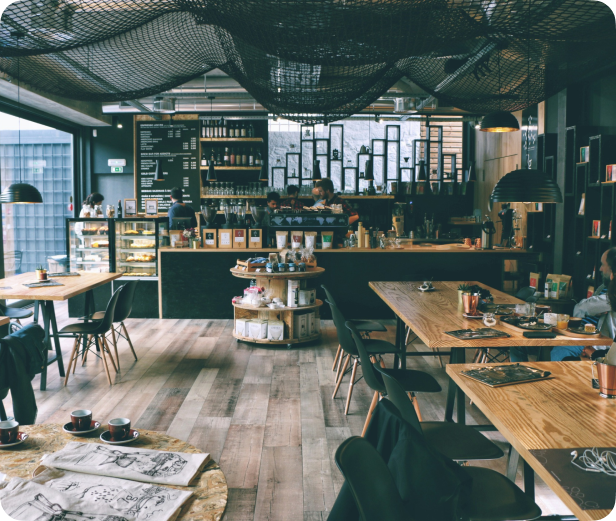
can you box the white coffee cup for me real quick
[543,313,558,326]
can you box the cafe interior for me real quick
[0,0,615,520]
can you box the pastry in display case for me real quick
[115,218,165,279]
[67,219,113,273]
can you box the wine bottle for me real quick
[230,147,236,166]
[248,123,254,138]
[221,117,227,137]
[255,149,262,166]
[201,150,208,167]
[248,147,254,166]
[229,122,235,138]
[216,149,222,166]
[241,148,248,165]
[240,123,247,137]
[117,199,123,218]
[201,123,206,138]
[224,147,230,167]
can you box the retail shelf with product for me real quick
[114,218,168,280]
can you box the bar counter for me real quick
[158,246,533,320]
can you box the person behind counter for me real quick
[263,191,280,228]
[314,178,358,224]
[281,185,304,210]
[167,187,198,229]
[80,192,104,217]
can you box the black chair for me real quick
[515,286,537,302]
[60,286,123,386]
[335,435,542,521]
[375,364,504,461]
[346,320,441,435]
[86,281,139,370]
[327,299,402,415]
[322,285,386,373]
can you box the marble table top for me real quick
[0,423,227,521]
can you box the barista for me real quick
[80,193,104,217]
[313,178,358,224]
[167,187,198,229]
[281,185,304,210]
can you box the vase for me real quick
[191,238,200,249]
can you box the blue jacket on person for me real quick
[168,201,198,229]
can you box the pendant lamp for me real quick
[480,50,519,133]
[259,164,268,182]
[490,169,562,203]
[312,159,322,180]
[1,34,43,204]
[364,158,374,181]
[154,159,164,181]
[206,162,216,182]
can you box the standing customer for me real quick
[167,187,197,229]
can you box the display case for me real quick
[114,218,168,279]
[67,218,113,273]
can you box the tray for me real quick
[445,328,511,340]
[236,259,267,272]
[460,363,552,388]
[553,327,601,337]
[500,316,552,331]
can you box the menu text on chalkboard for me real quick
[136,120,199,213]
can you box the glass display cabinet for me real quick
[67,218,113,273]
[114,218,167,279]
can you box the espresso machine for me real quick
[392,203,405,237]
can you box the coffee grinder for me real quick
[392,202,405,237]
[249,204,267,248]
[200,204,218,248]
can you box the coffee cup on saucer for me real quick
[71,409,93,431]
[0,420,19,444]
[108,418,131,441]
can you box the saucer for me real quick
[463,312,484,319]
[418,286,435,292]
[100,429,140,445]
[63,421,101,436]
[0,432,28,448]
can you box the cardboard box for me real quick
[218,229,233,249]
[202,229,217,248]
[249,320,268,340]
[249,229,263,249]
[298,289,312,307]
[309,289,316,305]
[293,314,308,339]
[529,272,541,290]
[233,229,247,248]
[236,319,251,338]
[287,280,300,308]
[267,320,284,341]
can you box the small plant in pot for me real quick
[457,283,471,306]
[36,265,48,281]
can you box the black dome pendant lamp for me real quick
[480,49,520,133]
[1,34,43,204]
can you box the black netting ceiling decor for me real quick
[1,0,615,123]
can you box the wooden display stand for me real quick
[230,266,325,347]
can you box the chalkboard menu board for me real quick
[136,120,199,213]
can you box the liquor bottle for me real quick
[248,147,254,166]
[229,122,235,138]
[210,147,215,165]
[255,149,262,166]
[240,122,247,137]
[201,150,208,167]
[224,147,230,166]
[248,123,254,138]
[117,199,122,218]
[230,147,236,166]
[201,123,206,138]
[216,149,222,166]
[221,117,227,137]
[241,148,248,165]
[204,121,209,138]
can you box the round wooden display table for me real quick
[0,424,227,521]
[230,266,325,347]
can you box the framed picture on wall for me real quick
[124,199,137,216]
[145,199,158,216]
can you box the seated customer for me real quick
[167,187,197,229]
[510,247,616,362]
[313,178,359,224]
[281,185,304,210]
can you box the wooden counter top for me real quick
[160,246,529,254]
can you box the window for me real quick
[0,113,73,276]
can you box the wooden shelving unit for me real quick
[200,166,261,171]
[200,137,263,142]
[230,266,325,347]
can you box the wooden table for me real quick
[0,272,122,390]
[447,362,616,521]
[369,281,613,424]
[0,423,227,520]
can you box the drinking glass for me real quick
[557,314,570,329]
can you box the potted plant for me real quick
[457,283,470,307]
[36,265,48,281]
[183,228,200,249]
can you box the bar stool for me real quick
[346,321,441,435]
[321,285,387,373]
[60,286,123,386]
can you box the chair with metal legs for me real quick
[85,281,139,370]
[327,299,401,416]
[346,321,441,435]
[59,286,123,386]
[322,285,387,374]
[375,364,504,461]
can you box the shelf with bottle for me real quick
[200,118,258,139]
[199,144,264,170]
[200,166,261,171]
[200,138,263,143]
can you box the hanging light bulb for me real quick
[1,34,43,204]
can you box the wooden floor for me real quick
[7,302,572,520]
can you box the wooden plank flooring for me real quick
[6,302,572,520]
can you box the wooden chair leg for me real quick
[335,345,344,374]
[332,354,350,399]
[97,336,113,385]
[121,322,138,361]
[344,359,359,415]
[64,337,80,387]
[82,335,93,363]
[110,327,120,371]
[409,392,423,421]
[332,344,341,371]
[362,391,380,437]
[102,336,118,373]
